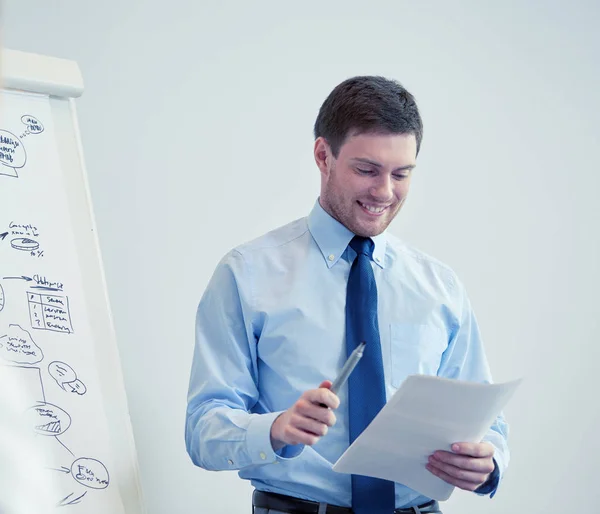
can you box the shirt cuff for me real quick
[474,458,500,498]
[245,411,304,465]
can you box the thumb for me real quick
[319,380,333,390]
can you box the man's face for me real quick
[316,132,417,237]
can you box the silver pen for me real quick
[320,342,366,406]
[331,341,366,394]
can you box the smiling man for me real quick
[317,131,415,238]
[186,76,508,514]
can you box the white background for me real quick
[3,2,599,513]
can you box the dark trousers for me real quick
[254,508,442,514]
[252,490,442,514]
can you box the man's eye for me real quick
[357,168,374,175]
[393,174,408,180]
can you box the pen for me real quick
[320,342,366,407]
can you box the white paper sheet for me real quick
[332,374,521,501]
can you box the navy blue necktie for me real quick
[346,236,395,514]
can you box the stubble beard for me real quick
[322,175,402,238]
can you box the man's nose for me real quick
[369,174,394,201]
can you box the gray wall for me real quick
[3,1,599,513]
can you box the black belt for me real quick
[253,490,441,514]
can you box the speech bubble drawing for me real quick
[24,402,71,436]
[0,324,43,364]
[48,361,87,395]
[0,130,26,177]
[71,458,109,489]
[0,283,4,312]
[66,379,87,395]
[48,361,76,389]
[21,115,44,134]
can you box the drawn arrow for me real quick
[2,275,33,281]
[57,491,87,506]
[47,466,71,474]
[0,232,8,241]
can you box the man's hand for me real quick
[270,380,339,451]
[426,442,495,492]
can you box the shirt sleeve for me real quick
[185,250,296,471]
[437,275,510,498]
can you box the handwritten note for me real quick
[0,90,125,513]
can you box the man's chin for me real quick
[352,220,388,238]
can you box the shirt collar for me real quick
[307,199,387,269]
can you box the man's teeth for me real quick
[361,203,386,213]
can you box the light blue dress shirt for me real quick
[185,200,509,508]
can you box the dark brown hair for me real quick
[313,76,423,157]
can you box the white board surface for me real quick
[0,49,144,514]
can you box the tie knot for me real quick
[349,236,374,259]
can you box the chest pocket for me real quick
[389,323,448,388]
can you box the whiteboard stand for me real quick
[1,48,145,514]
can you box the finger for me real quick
[296,400,337,426]
[280,424,321,446]
[305,387,339,409]
[319,380,333,389]
[431,451,495,474]
[449,442,494,458]
[315,381,338,409]
[292,413,330,437]
[427,457,489,486]
[426,463,485,492]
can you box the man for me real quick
[185,76,508,514]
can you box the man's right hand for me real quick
[270,380,340,451]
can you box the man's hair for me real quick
[313,75,423,158]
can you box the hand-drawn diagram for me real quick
[11,237,40,251]
[0,354,108,508]
[0,129,27,178]
[49,361,87,396]
[1,364,46,412]
[2,104,117,510]
[0,271,106,509]
[0,222,45,258]
[29,274,64,291]
[71,458,109,489]
[0,324,44,364]
[0,115,43,178]
[28,292,74,334]
[26,401,72,436]
[20,115,44,138]
[51,458,110,506]
[58,491,88,507]
[4,273,64,291]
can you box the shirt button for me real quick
[259,452,266,460]
[227,459,233,465]
[328,254,335,261]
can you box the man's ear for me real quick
[314,137,333,177]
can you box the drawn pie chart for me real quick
[10,237,39,251]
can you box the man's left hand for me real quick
[426,442,495,492]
